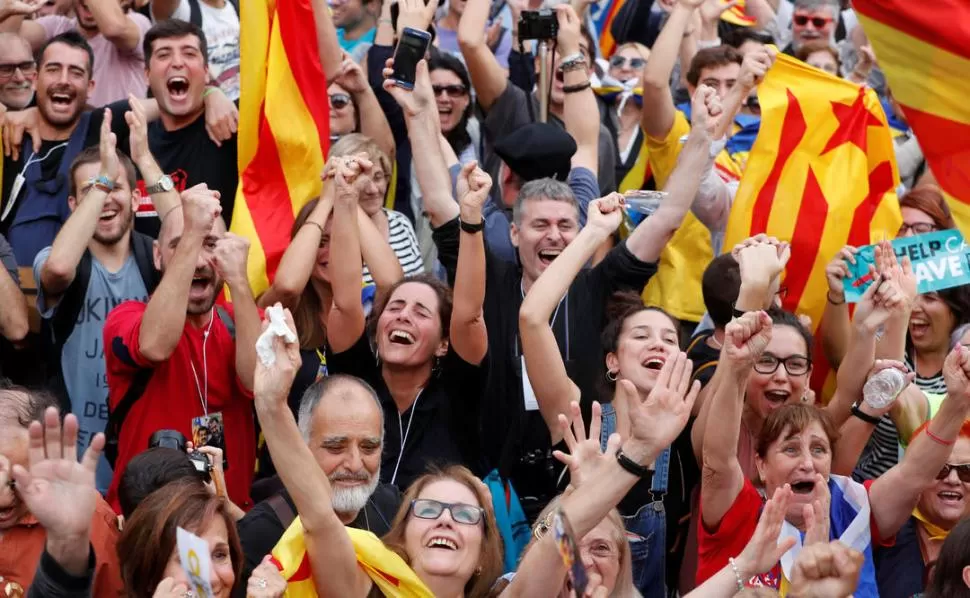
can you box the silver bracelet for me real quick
[728,557,745,591]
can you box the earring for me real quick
[606,370,618,382]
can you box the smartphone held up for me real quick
[391,26,432,90]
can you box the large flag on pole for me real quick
[854,0,970,233]
[232,0,330,296]
[722,53,901,394]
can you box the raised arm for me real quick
[640,0,697,139]
[0,1,46,51]
[85,0,141,51]
[457,0,508,111]
[625,85,716,263]
[325,157,370,354]
[520,195,623,440]
[819,246,857,369]
[126,96,181,219]
[309,0,344,82]
[149,0,180,21]
[253,309,373,598]
[258,194,333,310]
[869,346,970,538]
[138,187,221,362]
[214,234,260,390]
[556,5,598,175]
[701,311,772,529]
[358,205,404,292]
[333,56,395,161]
[714,46,774,141]
[449,162,490,364]
[383,59,460,227]
[40,109,120,303]
[504,353,699,597]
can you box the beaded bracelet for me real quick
[728,557,745,591]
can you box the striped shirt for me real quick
[853,354,945,481]
[362,209,424,285]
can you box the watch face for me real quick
[160,176,174,191]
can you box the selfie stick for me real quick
[538,39,549,123]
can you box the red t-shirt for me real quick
[696,478,890,588]
[103,301,255,512]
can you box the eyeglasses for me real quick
[897,222,936,236]
[753,354,811,376]
[580,540,618,560]
[793,14,833,28]
[609,55,646,70]
[937,463,970,483]
[0,60,36,80]
[329,93,352,110]
[410,498,484,525]
[432,84,468,98]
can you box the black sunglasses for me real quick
[432,84,468,98]
[938,463,970,483]
[410,498,484,525]
[609,55,646,70]
[329,93,352,109]
[0,60,36,79]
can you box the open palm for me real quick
[629,353,699,453]
[12,409,103,539]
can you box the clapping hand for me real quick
[553,401,620,490]
[96,107,119,188]
[125,93,153,170]
[732,485,798,580]
[733,234,790,292]
[627,352,700,459]
[253,304,302,410]
[723,310,773,371]
[874,240,916,308]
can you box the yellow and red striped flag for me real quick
[722,53,902,395]
[232,0,329,296]
[854,0,970,233]
[270,517,434,597]
[721,0,757,27]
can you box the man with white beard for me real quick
[235,374,402,585]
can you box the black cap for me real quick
[494,122,576,182]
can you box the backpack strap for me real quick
[187,0,202,27]
[267,492,296,529]
[104,366,155,468]
[131,232,161,293]
[216,305,235,339]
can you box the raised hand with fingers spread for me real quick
[552,401,618,490]
[628,352,700,457]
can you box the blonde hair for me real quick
[328,133,392,180]
[528,496,640,598]
[613,42,651,62]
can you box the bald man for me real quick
[0,33,35,109]
[102,185,261,513]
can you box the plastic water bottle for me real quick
[624,191,667,217]
[862,367,907,409]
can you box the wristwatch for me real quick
[851,402,882,425]
[146,174,174,194]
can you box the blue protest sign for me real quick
[844,229,970,303]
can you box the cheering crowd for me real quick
[0,0,965,595]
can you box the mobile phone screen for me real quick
[392,29,430,88]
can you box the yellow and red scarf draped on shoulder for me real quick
[270,517,434,597]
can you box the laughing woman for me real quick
[697,310,970,594]
[325,153,492,490]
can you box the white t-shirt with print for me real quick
[161,0,240,100]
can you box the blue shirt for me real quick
[337,26,376,63]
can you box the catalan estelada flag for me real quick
[231,0,329,296]
[271,517,434,597]
[722,53,902,393]
[721,0,757,27]
[591,0,625,57]
[854,0,970,233]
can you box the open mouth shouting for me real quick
[166,75,190,102]
[938,489,965,506]
[641,355,666,371]
[764,389,791,407]
[48,86,76,112]
[909,317,929,340]
[537,247,562,267]
[426,535,459,551]
[189,269,215,302]
[388,329,416,346]
[790,479,816,495]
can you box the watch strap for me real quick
[459,219,484,234]
[851,403,882,425]
[615,448,655,479]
